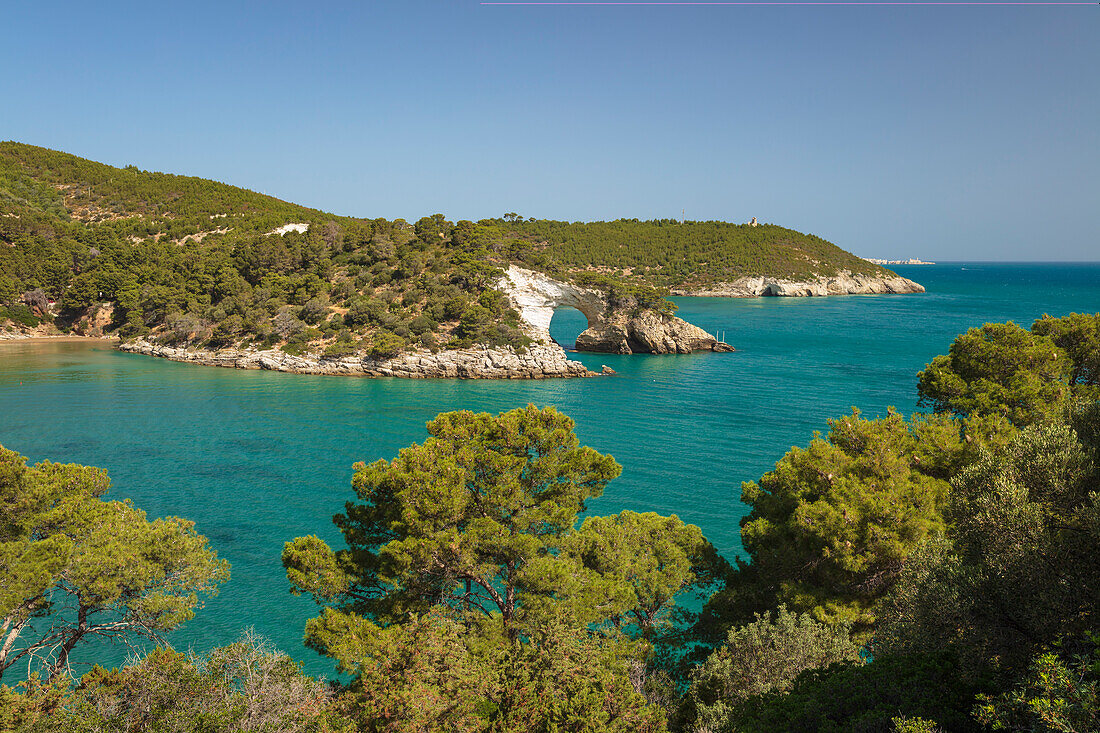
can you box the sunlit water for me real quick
[2,263,1098,677]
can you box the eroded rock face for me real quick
[498,267,609,340]
[498,267,733,355]
[670,271,925,297]
[575,309,732,354]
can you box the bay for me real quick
[1,262,1098,677]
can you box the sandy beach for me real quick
[0,334,113,345]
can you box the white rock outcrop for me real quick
[497,267,733,355]
[265,223,310,236]
[497,267,609,343]
[117,340,594,379]
[670,271,925,298]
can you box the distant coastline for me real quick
[670,271,924,298]
[865,257,935,265]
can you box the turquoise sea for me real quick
[2,262,1099,677]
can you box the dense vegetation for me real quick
[3,312,1099,731]
[484,215,891,287]
[0,143,893,357]
[0,143,531,356]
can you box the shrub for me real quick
[0,304,40,328]
[369,330,406,358]
[209,314,243,346]
[323,341,358,359]
[299,295,329,323]
[682,607,862,732]
[408,314,438,335]
[164,311,205,343]
[273,309,307,340]
[442,295,468,321]
[21,288,49,315]
[974,640,1099,733]
[727,653,984,733]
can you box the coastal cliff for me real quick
[499,267,733,355]
[670,270,924,297]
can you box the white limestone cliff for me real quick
[670,271,925,297]
[497,267,733,354]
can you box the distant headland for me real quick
[865,257,936,265]
[0,142,923,377]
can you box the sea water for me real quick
[1,262,1098,676]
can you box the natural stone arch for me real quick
[548,305,590,349]
[498,267,607,344]
[498,266,732,355]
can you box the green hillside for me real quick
[477,216,891,288]
[0,143,891,353]
[0,143,529,355]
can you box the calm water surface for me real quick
[2,262,1098,676]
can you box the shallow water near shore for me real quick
[2,262,1098,677]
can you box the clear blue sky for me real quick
[3,1,1097,260]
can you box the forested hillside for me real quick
[0,143,529,356]
[481,215,891,287]
[0,143,890,355]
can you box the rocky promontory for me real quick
[574,309,734,354]
[499,267,733,355]
[111,266,734,378]
[670,270,924,298]
[118,340,598,379]
[7,263,926,379]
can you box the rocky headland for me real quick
[670,270,924,298]
[117,339,599,379]
[501,267,734,355]
[107,267,734,378]
[110,267,734,378]
[1,144,936,379]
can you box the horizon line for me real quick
[481,2,1097,6]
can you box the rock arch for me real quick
[498,266,734,355]
[498,266,607,344]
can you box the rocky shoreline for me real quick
[117,339,601,379]
[4,263,737,378]
[670,271,924,298]
[5,266,923,379]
